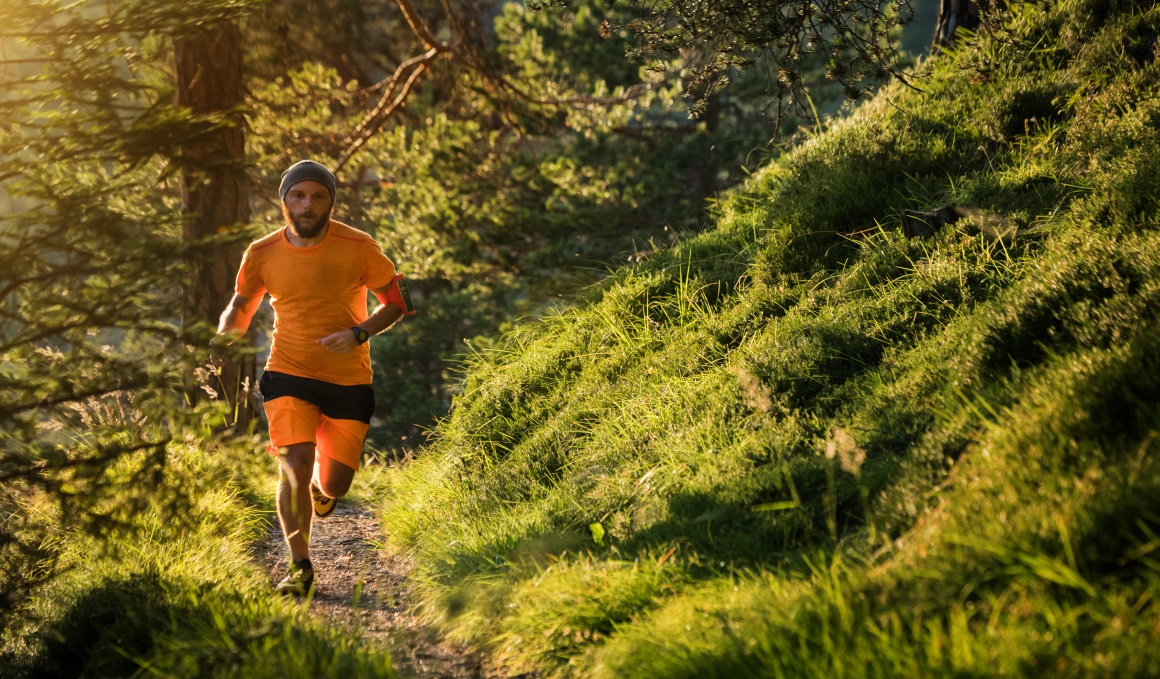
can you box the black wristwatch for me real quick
[350,326,370,345]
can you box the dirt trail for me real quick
[261,502,526,678]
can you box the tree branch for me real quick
[395,0,448,52]
[332,0,667,173]
[334,51,438,176]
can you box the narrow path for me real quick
[261,502,523,678]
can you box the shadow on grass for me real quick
[19,570,192,678]
[14,567,393,679]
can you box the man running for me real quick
[216,159,413,596]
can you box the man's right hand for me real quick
[315,328,359,355]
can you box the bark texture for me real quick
[932,0,981,49]
[176,21,256,427]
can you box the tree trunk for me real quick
[932,0,981,50]
[175,21,256,429]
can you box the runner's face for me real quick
[282,180,333,239]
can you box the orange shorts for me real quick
[263,396,369,471]
[258,371,374,472]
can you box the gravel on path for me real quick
[261,501,529,679]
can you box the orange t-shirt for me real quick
[235,220,396,386]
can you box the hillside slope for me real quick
[0,451,397,678]
[382,0,1160,675]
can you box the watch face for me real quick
[353,327,369,344]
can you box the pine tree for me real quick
[176,18,256,427]
[0,0,260,612]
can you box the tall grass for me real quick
[380,0,1160,675]
[1,444,395,678]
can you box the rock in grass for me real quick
[900,204,1016,246]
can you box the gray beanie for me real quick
[279,160,336,202]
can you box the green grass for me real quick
[379,0,1160,675]
[1,444,396,678]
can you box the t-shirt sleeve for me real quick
[235,245,267,299]
[363,239,397,290]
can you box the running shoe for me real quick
[311,482,337,518]
[275,558,315,597]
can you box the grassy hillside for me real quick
[381,0,1160,676]
[0,447,396,678]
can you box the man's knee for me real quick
[318,457,355,498]
[278,442,315,481]
[317,475,348,496]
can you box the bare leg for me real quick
[277,442,315,562]
[316,453,356,500]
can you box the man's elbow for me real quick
[217,297,257,339]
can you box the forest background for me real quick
[1,0,940,452]
[7,0,1159,676]
[0,0,934,635]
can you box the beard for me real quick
[281,202,332,239]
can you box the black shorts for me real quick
[258,370,375,424]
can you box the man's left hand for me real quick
[316,329,358,354]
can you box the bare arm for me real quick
[216,293,262,343]
[315,284,405,354]
[361,293,405,336]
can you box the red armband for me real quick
[374,273,416,316]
